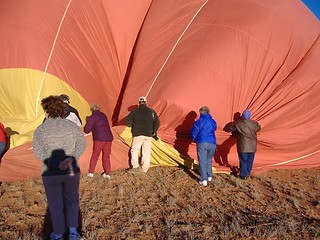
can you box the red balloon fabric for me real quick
[117,0,320,173]
[0,0,320,181]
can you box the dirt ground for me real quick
[0,166,319,240]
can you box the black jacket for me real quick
[64,103,82,124]
[125,104,160,137]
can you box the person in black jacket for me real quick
[60,94,82,126]
[125,96,160,173]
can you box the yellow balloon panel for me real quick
[0,68,91,148]
[120,126,229,174]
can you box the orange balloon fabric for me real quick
[0,0,320,181]
[117,0,320,173]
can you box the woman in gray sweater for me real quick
[33,95,87,240]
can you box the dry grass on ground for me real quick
[0,166,319,240]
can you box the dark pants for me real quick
[89,141,112,174]
[238,152,255,178]
[42,173,80,234]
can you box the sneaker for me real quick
[240,176,249,180]
[199,180,208,186]
[102,173,111,179]
[141,168,148,173]
[50,233,64,240]
[208,177,212,182]
[87,173,94,178]
[128,167,140,174]
[69,232,83,240]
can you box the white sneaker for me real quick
[69,232,83,240]
[199,180,208,186]
[87,173,94,178]
[50,232,64,240]
[102,173,111,179]
[208,177,212,182]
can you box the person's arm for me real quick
[151,111,160,139]
[125,112,134,127]
[213,119,217,131]
[153,111,160,133]
[59,156,74,170]
[74,111,82,125]
[71,127,87,160]
[70,105,82,124]
[66,112,82,127]
[191,122,199,142]
[255,121,261,132]
[59,126,86,170]
[225,122,236,132]
[74,117,81,127]
[83,115,93,133]
[32,127,47,161]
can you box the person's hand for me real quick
[152,132,159,140]
[59,157,74,170]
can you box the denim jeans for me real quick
[197,142,216,182]
[238,152,255,178]
[0,142,6,157]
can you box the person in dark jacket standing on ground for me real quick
[84,104,113,179]
[192,106,217,187]
[125,96,160,173]
[226,109,261,179]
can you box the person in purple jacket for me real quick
[84,103,113,179]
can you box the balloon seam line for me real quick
[35,0,73,116]
[256,149,320,168]
[145,0,209,98]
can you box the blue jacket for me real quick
[192,113,217,144]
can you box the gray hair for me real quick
[199,106,210,114]
[90,103,100,112]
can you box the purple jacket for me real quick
[84,110,113,142]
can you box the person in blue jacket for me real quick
[192,106,217,186]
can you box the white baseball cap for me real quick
[138,96,147,102]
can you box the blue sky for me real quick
[302,0,320,20]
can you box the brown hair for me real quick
[41,95,66,118]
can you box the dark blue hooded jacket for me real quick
[192,113,217,144]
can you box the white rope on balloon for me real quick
[35,0,73,117]
[145,0,209,98]
[256,149,320,168]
